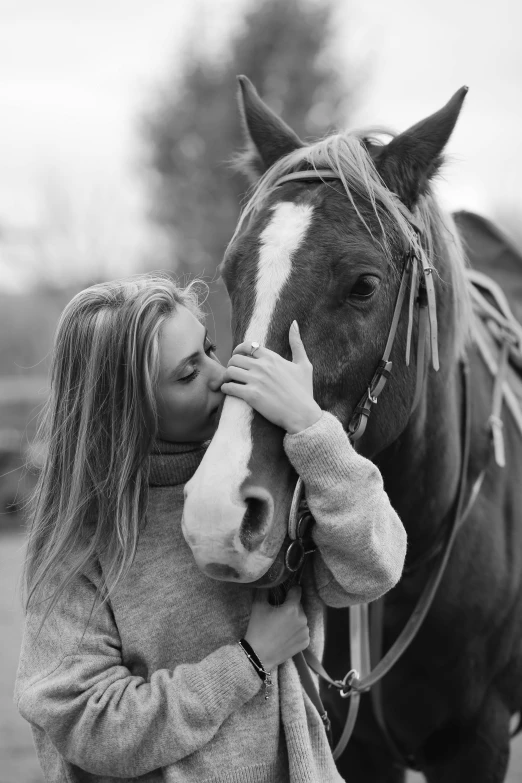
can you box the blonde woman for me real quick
[15,274,406,783]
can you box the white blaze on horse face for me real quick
[183,201,314,581]
[244,201,314,343]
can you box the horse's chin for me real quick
[250,539,291,587]
[197,538,291,587]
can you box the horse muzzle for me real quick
[182,481,289,583]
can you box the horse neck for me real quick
[373,212,483,563]
[374,356,467,565]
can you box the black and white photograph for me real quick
[1,1,521,781]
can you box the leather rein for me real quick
[270,169,508,764]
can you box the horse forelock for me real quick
[229,128,475,361]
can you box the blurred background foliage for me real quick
[1,2,522,779]
[0,0,354,531]
[0,0,521,533]
[141,0,357,357]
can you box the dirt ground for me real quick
[1,531,521,783]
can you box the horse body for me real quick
[183,77,522,781]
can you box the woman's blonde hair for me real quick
[23,273,204,619]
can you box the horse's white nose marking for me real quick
[245,201,314,345]
[183,202,313,569]
[222,201,314,495]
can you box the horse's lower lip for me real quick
[204,563,241,580]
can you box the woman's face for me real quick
[154,306,225,442]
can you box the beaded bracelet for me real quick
[238,639,273,700]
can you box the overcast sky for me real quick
[0,0,520,286]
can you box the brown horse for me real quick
[183,78,522,782]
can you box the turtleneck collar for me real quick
[148,439,208,487]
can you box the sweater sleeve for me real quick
[15,568,261,778]
[283,411,407,607]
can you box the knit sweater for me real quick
[15,412,407,782]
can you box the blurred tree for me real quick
[141,0,359,355]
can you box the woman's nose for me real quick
[208,358,226,391]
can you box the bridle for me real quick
[267,168,508,766]
[274,168,440,442]
[253,167,439,594]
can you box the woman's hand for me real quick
[221,322,322,434]
[244,586,310,671]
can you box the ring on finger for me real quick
[250,341,261,358]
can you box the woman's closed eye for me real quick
[178,337,218,383]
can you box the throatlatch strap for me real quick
[412,292,429,412]
[406,259,418,366]
[490,340,509,467]
[348,257,413,441]
[382,257,413,362]
[422,263,439,371]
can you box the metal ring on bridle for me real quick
[250,341,260,357]
[339,669,361,699]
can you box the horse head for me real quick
[182,76,470,584]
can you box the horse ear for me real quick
[375,87,468,209]
[236,75,304,182]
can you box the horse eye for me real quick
[350,276,379,299]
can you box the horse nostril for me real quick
[240,497,269,551]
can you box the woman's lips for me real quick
[210,400,225,422]
[207,406,220,424]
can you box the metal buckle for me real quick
[285,540,305,573]
[367,387,378,405]
[339,668,360,699]
[296,511,313,540]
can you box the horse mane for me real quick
[231,129,475,359]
